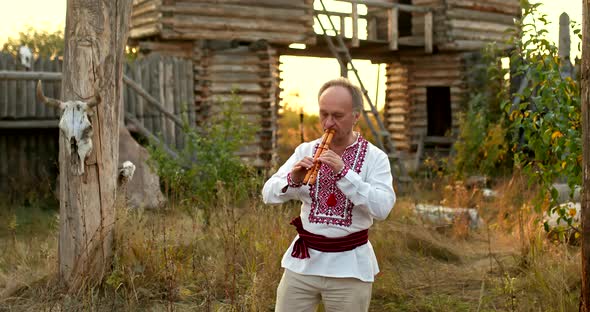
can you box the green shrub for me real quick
[147,93,260,219]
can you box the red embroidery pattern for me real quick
[308,135,368,227]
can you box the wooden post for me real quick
[559,12,573,78]
[388,7,399,50]
[424,11,433,54]
[352,3,359,47]
[59,0,132,287]
[582,1,590,310]
[368,16,377,41]
[340,16,346,37]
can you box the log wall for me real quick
[367,0,519,51]
[439,0,520,51]
[129,0,316,46]
[193,41,280,169]
[385,53,467,151]
[130,0,162,39]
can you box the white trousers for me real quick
[275,269,373,312]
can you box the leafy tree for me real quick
[504,1,581,229]
[454,0,582,231]
[2,26,64,58]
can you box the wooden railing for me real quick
[314,0,434,53]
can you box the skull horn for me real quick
[36,80,63,109]
[86,92,101,108]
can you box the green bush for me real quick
[148,93,259,219]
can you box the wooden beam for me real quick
[424,12,433,53]
[0,70,61,81]
[314,10,366,18]
[388,7,399,50]
[0,120,58,128]
[125,113,179,159]
[122,75,184,128]
[352,3,359,47]
[335,0,431,13]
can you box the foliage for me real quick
[453,0,582,231]
[1,188,581,311]
[2,25,139,61]
[2,26,64,58]
[147,93,259,218]
[501,1,582,223]
[452,44,513,178]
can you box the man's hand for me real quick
[290,156,315,184]
[318,150,344,174]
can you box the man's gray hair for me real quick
[318,77,364,113]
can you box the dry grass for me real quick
[0,175,582,311]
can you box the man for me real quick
[262,77,396,311]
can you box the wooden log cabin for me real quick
[128,0,521,170]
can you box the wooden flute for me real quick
[303,128,335,185]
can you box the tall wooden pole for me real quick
[59,0,132,287]
[582,1,590,310]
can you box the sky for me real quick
[0,0,583,114]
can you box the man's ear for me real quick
[354,111,361,124]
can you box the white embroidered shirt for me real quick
[262,134,396,282]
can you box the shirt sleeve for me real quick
[336,148,396,220]
[262,144,306,204]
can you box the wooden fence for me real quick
[0,52,195,195]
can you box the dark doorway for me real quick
[426,86,452,136]
[399,0,412,37]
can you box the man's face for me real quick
[318,86,360,140]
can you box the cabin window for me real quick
[399,0,412,37]
[426,86,452,136]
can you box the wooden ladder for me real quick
[314,0,411,185]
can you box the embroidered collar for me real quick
[308,134,369,227]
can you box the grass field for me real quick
[0,175,581,311]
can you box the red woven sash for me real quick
[290,216,369,259]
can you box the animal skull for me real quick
[18,45,32,70]
[37,80,100,176]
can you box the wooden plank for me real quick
[52,57,62,119]
[161,28,313,45]
[175,58,184,149]
[161,4,311,23]
[0,55,7,117]
[143,56,154,132]
[446,8,516,24]
[174,0,311,10]
[335,0,431,12]
[424,12,433,53]
[131,1,159,17]
[123,73,184,128]
[445,0,520,15]
[0,70,62,80]
[163,58,175,148]
[0,134,5,191]
[131,13,161,28]
[448,19,515,33]
[0,120,58,128]
[161,16,309,34]
[352,3,359,47]
[7,57,16,119]
[388,7,399,50]
[40,57,49,118]
[129,25,160,39]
